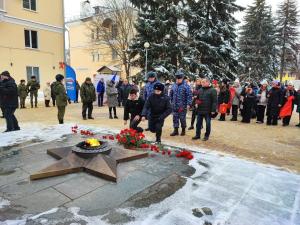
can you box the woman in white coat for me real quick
[43,82,52,107]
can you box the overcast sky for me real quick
[64,0,288,22]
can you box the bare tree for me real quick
[86,0,136,79]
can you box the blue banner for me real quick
[65,64,77,101]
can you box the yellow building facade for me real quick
[67,19,121,84]
[0,0,65,88]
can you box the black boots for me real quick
[59,120,64,124]
[181,128,186,136]
[171,128,186,136]
[170,128,179,136]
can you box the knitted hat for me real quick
[1,71,11,77]
[147,71,157,78]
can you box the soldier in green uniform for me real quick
[80,77,96,120]
[52,74,68,124]
[18,80,28,108]
[26,76,40,108]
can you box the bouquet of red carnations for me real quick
[116,128,145,148]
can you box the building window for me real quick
[92,52,100,62]
[24,29,38,49]
[112,49,118,60]
[0,0,5,11]
[26,66,40,82]
[23,0,36,11]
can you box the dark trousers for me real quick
[1,107,4,117]
[45,100,50,107]
[30,92,38,107]
[98,93,104,107]
[75,91,79,103]
[267,107,279,125]
[231,105,238,120]
[196,114,211,138]
[3,107,20,132]
[82,102,93,118]
[190,110,197,127]
[130,116,143,133]
[282,116,292,126]
[52,97,56,106]
[242,106,252,123]
[109,107,117,116]
[256,105,266,123]
[219,113,226,121]
[149,117,164,142]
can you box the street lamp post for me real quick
[144,42,150,78]
[248,67,252,82]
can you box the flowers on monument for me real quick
[116,128,145,148]
[70,126,194,160]
[85,138,101,147]
[176,150,194,160]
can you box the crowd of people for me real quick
[0,70,300,145]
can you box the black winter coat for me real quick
[267,87,282,108]
[124,98,145,121]
[0,78,19,108]
[142,93,172,120]
[218,89,230,104]
[196,86,218,115]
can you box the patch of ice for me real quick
[0,197,10,209]
[29,208,58,220]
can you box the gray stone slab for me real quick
[54,174,109,200]
[0,168,29,188]
[0,173,79,200]
[64,170,161,215]
[12,188,71,214]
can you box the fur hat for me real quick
[154,83,165,92]
[1,71,11,77]
[55,74,64,82]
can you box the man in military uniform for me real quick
[26,76,40,108]
[169,70,193,136]
[18,80,27,108]
[80,77,96,120]
[52,74,68,124]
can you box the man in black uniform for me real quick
[123,89,145,132]
[141,83,172,144]
[0,71,20,132]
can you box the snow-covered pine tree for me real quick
[129,0,191,78]
[186,0,242,80]
[239,0,278,81]
[276,0,299,82]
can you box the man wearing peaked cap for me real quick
[169,69,193,137]
[141,82,172,144]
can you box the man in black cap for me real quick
[0,71,20,132]
[141,83,172,144]
[80,77,96,120]
[26,76,40,108]
[52,74,68,124]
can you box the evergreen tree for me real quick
[276,0,299,82]
[130,0,189,78]
[186,0,242,80]
[239,0,278,81]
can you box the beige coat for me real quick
[43,86,51,101]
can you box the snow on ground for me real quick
[0,197,10,209]
[1,124,300,225]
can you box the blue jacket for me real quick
[143,80,158,101]
[170,81,193,111]
[97,81,105,93]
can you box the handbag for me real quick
[219,103,228,114]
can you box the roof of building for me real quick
[97,65,122,73]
